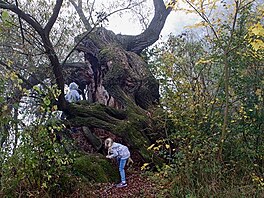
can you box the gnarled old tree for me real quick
[0,0,174,163]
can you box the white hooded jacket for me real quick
[65,82,80,102]
[108,142,130,159]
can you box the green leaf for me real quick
[2,11,10,22]
[1,11,12,28]
[43,97,51,106]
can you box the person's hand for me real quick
[106,155,111,159]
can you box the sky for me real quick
[95,0,201,38]
[107,10,200,38]
[95,0,264,39]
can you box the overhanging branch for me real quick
[116,0,173,54]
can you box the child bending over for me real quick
[105,138,132,188]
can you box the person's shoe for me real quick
[116,182,127,188]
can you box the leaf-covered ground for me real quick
[95,172,157,197]
[69,169,166,198]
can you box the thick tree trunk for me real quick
[62,1,175,165]
[63,27,163,163]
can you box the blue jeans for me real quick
[117,158,128,183]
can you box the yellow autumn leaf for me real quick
[7,60,13,66]
[250,23,264,37]
[165,144,170,149]
[10,72,18,81]
[2,105,8,111]
[186,21,208,29]
[42,182,47,189]
[52,105,58,111]
[255,89,262,96]
[23,88,30,96]
[166,0,180,10]
[17,85,22,91]
[141,163,149,171]
[196,58,213,65]
[153,145,161,151]
[250,39,264,51]
[147,144,155,150]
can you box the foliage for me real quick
[145,0,264,196]
[0,5,80,195]
[1,124,75,197]
[0,74,76,197]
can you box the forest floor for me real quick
[69,168,169,198]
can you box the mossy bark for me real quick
[73,154,119,183]
[65,102,162,165]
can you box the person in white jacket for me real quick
[65,82,81,102]
[105,138,131,188]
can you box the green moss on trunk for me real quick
[73,154,119,183]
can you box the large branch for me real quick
[44,0,63,34]
[117,0,173,54]
[42,38,66,109]
[66,102,163,163]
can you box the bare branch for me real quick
[240,0,255,10]
[44,0,63,35]
[63,1,138,64]
[14,0,25,44]
[62,25,96,65]
[87,0,96,25]
[184,0,219,40]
